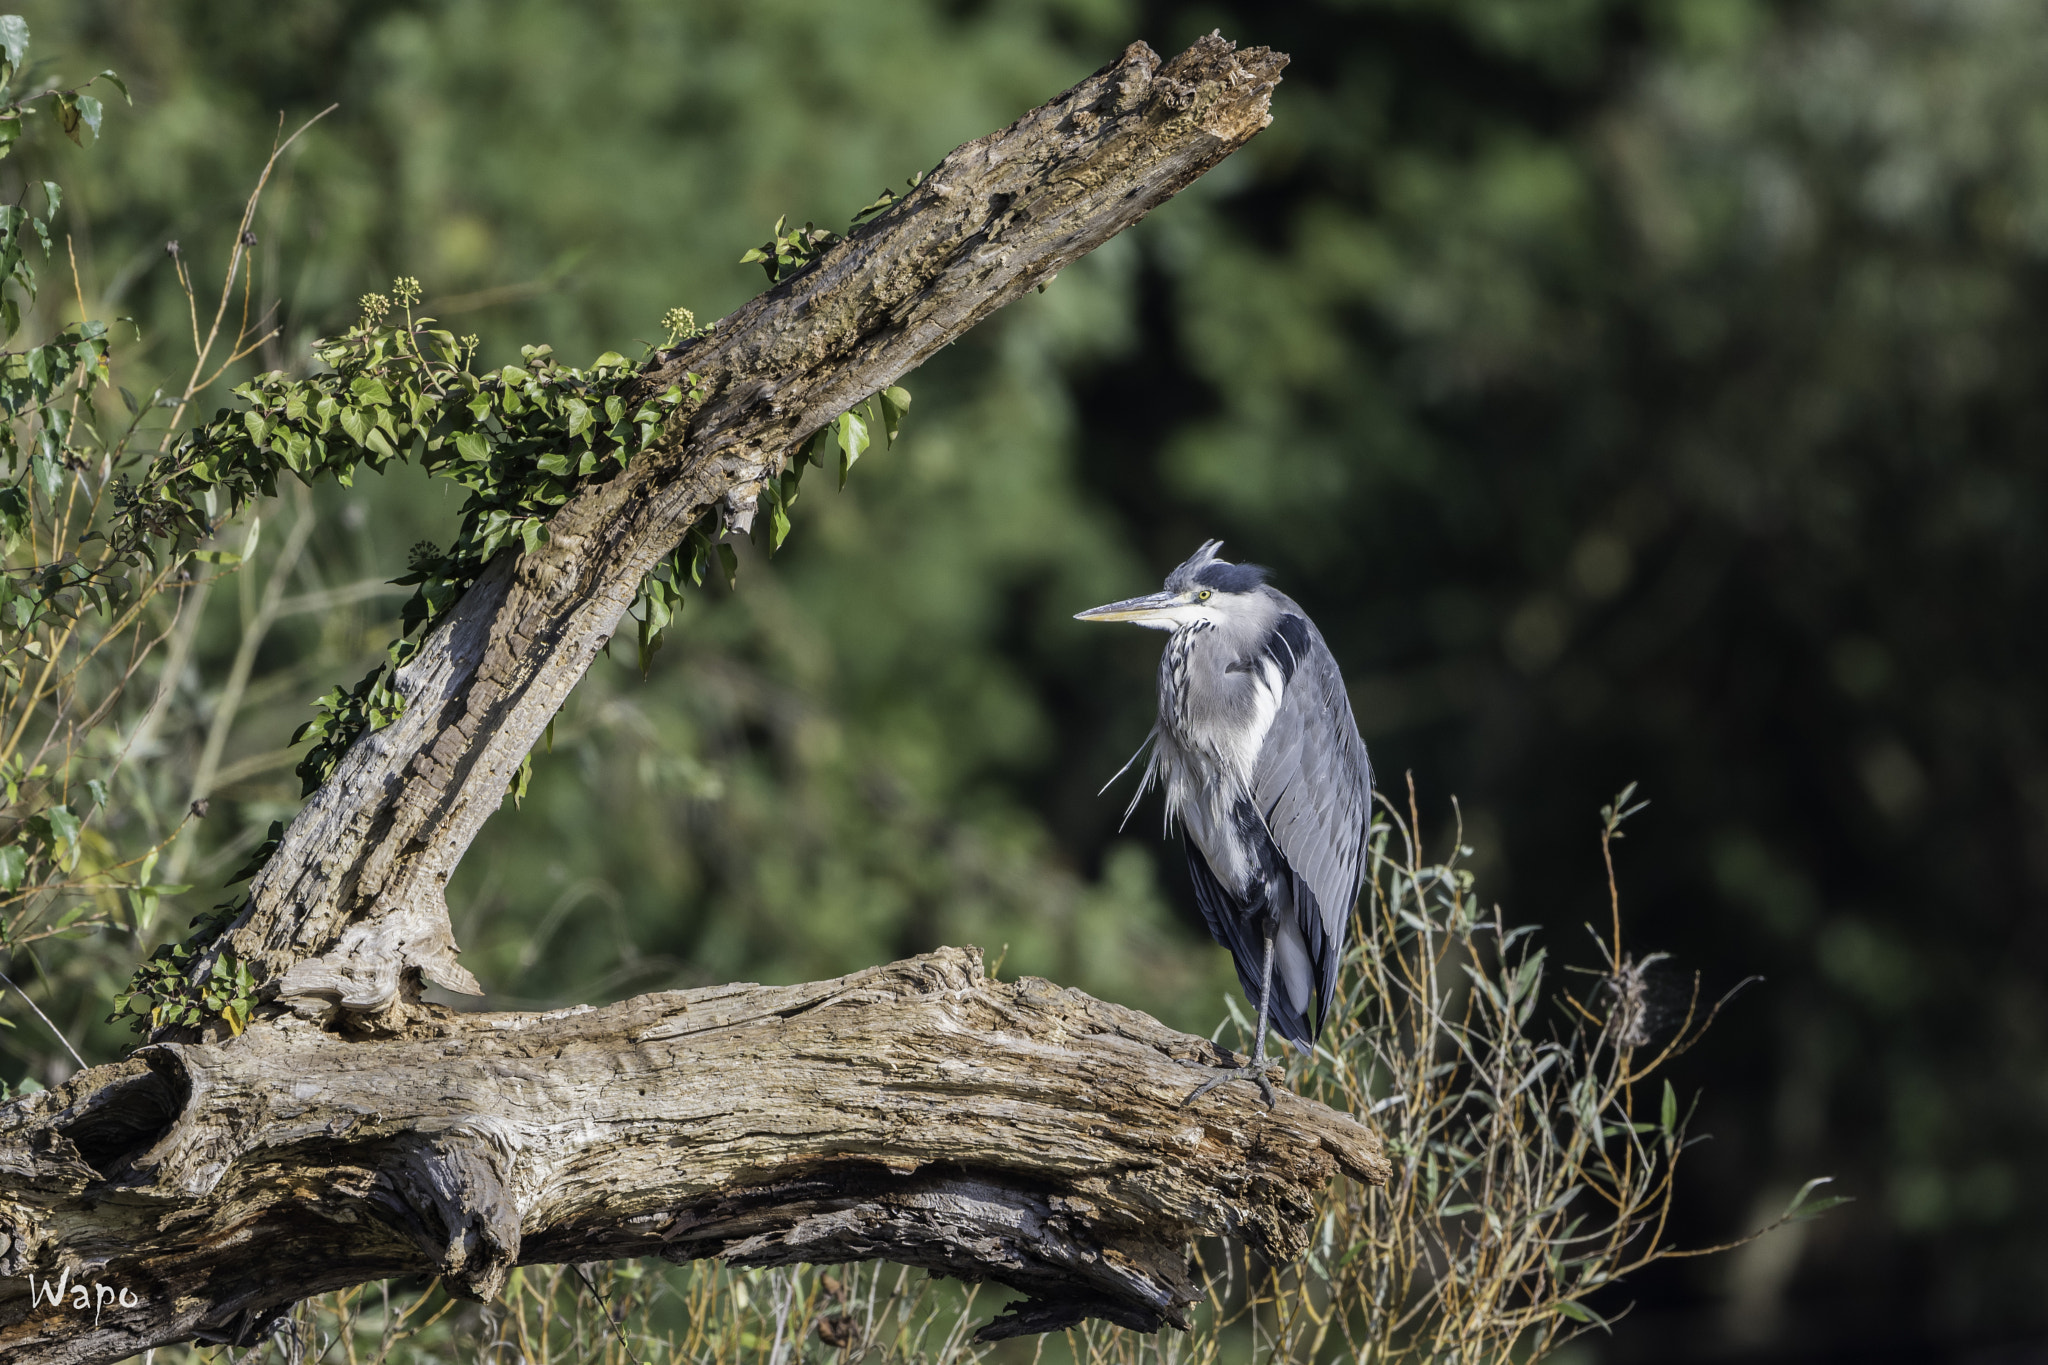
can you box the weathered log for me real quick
[0,950,1386,1363]
[208,32,1290,1024]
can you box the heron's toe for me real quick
[1180,1060,1283,1109]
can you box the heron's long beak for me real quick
[1074,591,1181,623]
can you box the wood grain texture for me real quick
[199,33,1289,1024]
[0,950,1386,1363]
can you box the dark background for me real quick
[10,1,2047,1358]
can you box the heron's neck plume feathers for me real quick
[1097,725,1177,834]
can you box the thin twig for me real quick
[0,967,87,1071]
[160,104,336,444]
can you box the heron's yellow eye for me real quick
[1198,590,1212,602]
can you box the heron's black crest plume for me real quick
[1163,538,1271,595]
[1192,560,1271,593]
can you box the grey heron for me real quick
[1077,540,1372,1106]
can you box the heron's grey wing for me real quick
[1252,615,1372,1022]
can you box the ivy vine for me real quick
[111,201,915,1034]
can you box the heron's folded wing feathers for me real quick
[1252,616,1372,1018]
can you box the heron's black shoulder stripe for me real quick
[1266,614,1312,684]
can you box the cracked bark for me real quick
[1,953,1386,1362]
[0,34,1393,1364]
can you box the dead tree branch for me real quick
[0,951,1385,1362]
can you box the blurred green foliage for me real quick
[4,0,2047,1356]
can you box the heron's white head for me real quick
[1073,539,1272,631]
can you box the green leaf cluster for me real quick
[0,181,118,569]
[0,766,88,898]
[108,908,256,1037]
[1,317,110,418]
[0,181,68,342]
[107,825,275,1036]
[113,292,700,808]
[0,14,127,159]
[0,19,171,1004]
[290,664,408,796]
[769,384,910,551]
[739,215,842,286]
[0,557,135,689]
[122,311,686,585]
[849,172,923,225]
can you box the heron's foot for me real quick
[1180,1055,1283,1110]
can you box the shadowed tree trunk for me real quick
[0,35,1389,1364]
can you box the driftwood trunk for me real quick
[0,34,1391,1364]
[0,950,1387,1361]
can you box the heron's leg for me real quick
[1248,921,1277,1070]
[1184,922,1281,1109]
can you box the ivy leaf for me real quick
[636,574,685,675]
[338,406,371,446]
[851,187,899,222]
[563,397,592,440]
[836,407,869,490]
[878,386,911,446]
[508,751,534,808]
